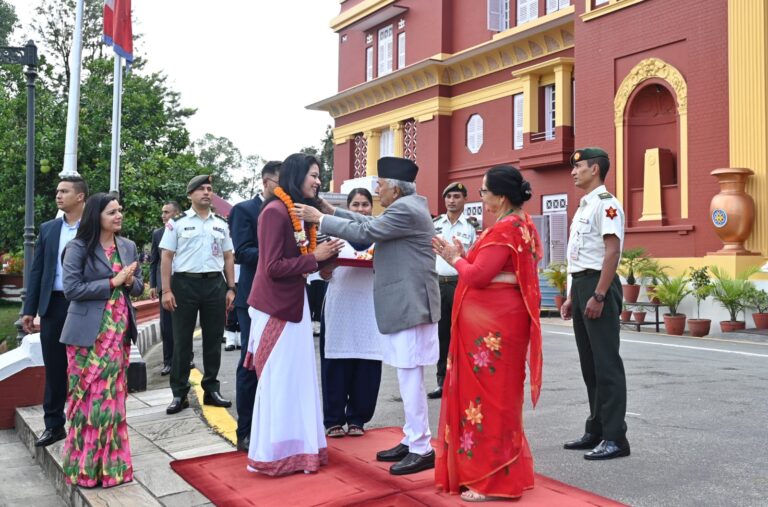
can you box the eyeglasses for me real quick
[478,188,489,197]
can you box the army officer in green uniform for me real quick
[161,174,236,414]
[560,148,630,460]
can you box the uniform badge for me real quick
[212,242,221,257]
[605,207,618,220]
[165,222,173,230]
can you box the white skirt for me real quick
[245,294,327,476]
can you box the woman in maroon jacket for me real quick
[243,153,342,476]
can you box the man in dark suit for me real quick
[228,160,280,452]
[21,176,88,447]
[150,200,182,376]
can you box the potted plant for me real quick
[745,286,768,329]
[620,303,632,323]
[688,266,713,337]
[711,266,757,332]
[639,259,670,304]
[618,247,649,303]
[543,262,567,310]
[632,308,647,324]
[0,251,24,297]
[653,274,692,335]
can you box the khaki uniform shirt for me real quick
[159,208,233,273]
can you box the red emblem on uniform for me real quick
[605,207,618,220]
[165,222,174,230]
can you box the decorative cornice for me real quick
[614,57,688,126]
[581,0,646,22]
[331,0,395,32]
[309,23,574,119]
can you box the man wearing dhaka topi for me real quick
[295,156,440,476]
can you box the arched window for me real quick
[467,114,484,154]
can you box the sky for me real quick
[7,0,340,166]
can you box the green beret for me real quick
[442,182,467,197]
[187,174,212,193]
[570,147,609,167]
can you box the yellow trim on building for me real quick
[613,57,688,218]
[364,130,381,176]
[639,148,664,221]
[654,255,765,280]
[581,0,646,22]
[391,122,404,157]
[729,0,768,257]
[521,75,539,134]
[330,0,395,32]
[554,63,573,127]
[492,5,575,40]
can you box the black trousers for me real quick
[571,272,627,440]
[306,280,327,322]
[435,280,457,385]
[319,315,382,429]
[235,306,257,440]
[39,292,69,430]
[159,301,173,367]
[170,275,226,398]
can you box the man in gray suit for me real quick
[296,156,440,476]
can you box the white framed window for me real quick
[466,114,484,154]
[513,94,524,150]
[365,47,373,81]
[595,0,610,5]
[487,0,510,32]
[544,85,556,140]
[380,129,395,157]
[378,25,393,77]
[397,32,406,69]
[547,0,571,14]
[517,0,538,24]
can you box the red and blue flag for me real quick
[103,0,133,63]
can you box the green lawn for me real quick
[0,301,22,350]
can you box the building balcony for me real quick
[517,126,574,170]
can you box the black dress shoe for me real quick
[203,391,232,408]
[390,451,435,475]
[564,432,602,450]
[166,396,189,415]
[224,345,236,352]
[237,435,250,452]
[35,426,66,447]
[584,438,630,460]
[427,386,443,399]
[376,443,410,462]
[160,364,171,376]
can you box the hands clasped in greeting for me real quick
[432,236,465,266]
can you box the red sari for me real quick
[435,212,542,499]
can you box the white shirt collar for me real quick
[581,185,607,207]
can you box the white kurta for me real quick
[324,242,383,361]
[381,322,439,369]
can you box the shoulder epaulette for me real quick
[433,215,442,222]
[467,216,481,230]
[598,192,613,200]
[212,212,228,223]
[172,213,185,221]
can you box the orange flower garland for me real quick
[274,186,317,255]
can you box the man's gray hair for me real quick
[383,178,416,197]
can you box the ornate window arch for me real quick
[614,57,689,219]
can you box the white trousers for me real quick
[224,330,240,348]
[397,366,432,455]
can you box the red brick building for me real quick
[309,0,768,273]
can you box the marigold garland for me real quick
[274,186,317,255]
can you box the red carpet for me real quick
[170,427,626,506]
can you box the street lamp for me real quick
[0,40,38,345]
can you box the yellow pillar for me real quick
[729,0,768,257]
[364,130,381,176]
[521,74,539,134]
[554,63,573,127]
[639,148,663,221]
[391,122,404,157]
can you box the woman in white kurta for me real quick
[320,189,383,438]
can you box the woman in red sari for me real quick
[433,165,542,502]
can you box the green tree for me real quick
[320,124,334,191]
[0,0,18,46]
[238,154,265,200]
[193,133,242,199]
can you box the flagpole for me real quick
[60,0,85,177]
[109,54,123,193]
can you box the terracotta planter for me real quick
[645,285,660,304]
[709,168,757,254]
[752,313,768,330]
[719,320,746,332]
[688,319,711,337]
[553,295,565,311]
[663,314,686,336]
[623,284,640,303]
[632,311,646,324]
[620,310,632,322]
[134,299,160,324]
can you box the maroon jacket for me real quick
[247,199,319,322]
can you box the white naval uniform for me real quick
[566,184,625,293]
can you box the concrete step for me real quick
[0,428,67,506]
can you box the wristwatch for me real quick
[227,286,236,293]
[593,292,606,303]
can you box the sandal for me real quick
[346,425,365,437]
[325,425,346,438]
[460,489,511,502]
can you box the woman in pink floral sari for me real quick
[60,193,144,487]
[433,166,542,502]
